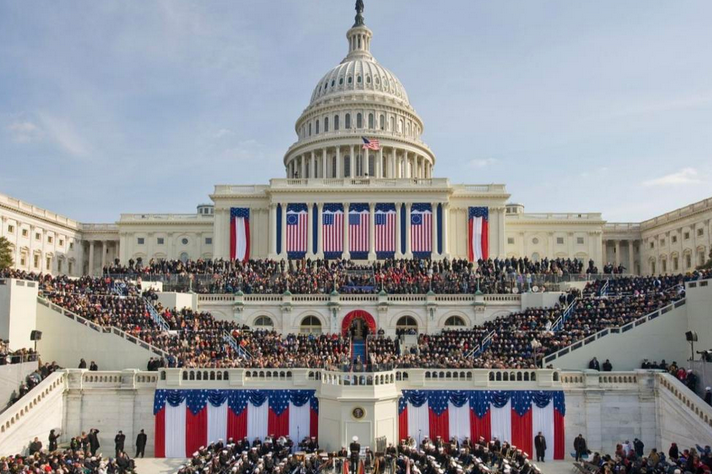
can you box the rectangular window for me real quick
[205,237,213,245]
[556,237,564,245]
[507,237,514,245]
[137,238,145,245]
[22,229,28,237]
[672,236,677,243]
[46,257,51,270]
[69,242,74,250]
[684,232,690,240]
[21,256,27,266]
[7,225,14,233]
[577,237,584,245]
[68,262,73,274]
[35,232,41,240]
[59,239,64,246]
[48,236,53,243]
[673,257,678,271]
[650,242,654,249]
[662,260,667,272]
[33,254,39,268]
[660,238,665,245]
[686,254,692,268]
[57,260,62,272]
[157,237,164,245]
[698,228,704,237]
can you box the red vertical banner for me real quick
[510,409,533,457]
[428,408,450,441]
[185,407,208,456]
[227,408,247,440]
[554,409,565,460]
[268,407,290,437]
[398,406,409,442]
[154,408,165,458]
[469,408,491,442]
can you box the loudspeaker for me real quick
[686,331,698,342]
[30,330,42,341]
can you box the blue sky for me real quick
[1,1,711,223]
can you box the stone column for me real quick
[280,204,288,259]
[88,241,95,276]
[442,203,450,256]
[602,239,608,263]
[336,147,341,178]
[391,148,397,178]
[405,203,413,258]
[317,203,324,258]
[368,202,377,260]
[628,240,635,275]
[343,202,351,260]
[269,204,277,258]
[376,148,382,178]
[307,203,315,258]
[395,202,403,258]
[614,240,621,266]
[350,145,356,177]
[300,155,306,179]
[431,203,439,258]
[310,151,315,179]
[322,149,327,179]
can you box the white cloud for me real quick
[38,114,91,158]
[6,120,41,143]
[468,158,498,168]
[642,168,702,187]
[213,128,234,139]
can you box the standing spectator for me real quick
[88,428,100,455]
[669,442,679,460]
[48,429,60,452]
[602,359,613,371]
[535,431,546,462]
[78,358,87,369]
[135,429,147,458]
[574,434,587,461]
[89,361,99,371]
[28,437,42,455]
[634,438,644,458]
[588,357,600,371]
[115,430,126,457]
[704,387,712,405]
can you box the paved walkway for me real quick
[134,457,186,473]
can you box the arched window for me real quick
[357,113,363,128]
[334,115,340,130]
[300,316,322,334]
[345,114,351,129]
[254,316,274,328]
[396,316,418,333]
[332,156,337,178]
[366,75,371,84]
[368,113,374,129]
[368,154,375,176]
[180,252,189,263]
[390,117,394,131]
[348,76,353,84]
[444,316,466,327]
[379,115,385,130]
[324,117,329,132]
[339,77,344,85]
[357,75,362,83]
[315,120,320,134]
[531,252,541,262]
[308,123,312,136]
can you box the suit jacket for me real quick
[534,435,546,451]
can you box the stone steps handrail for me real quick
[657,372,712,430]
[143,297,170,331]
[542,298,686,364]
[551,298,578,332]
[0,371,65,435]
[37,297,171,360]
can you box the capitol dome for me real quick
[283,3,435,181]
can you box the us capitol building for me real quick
[1,3,711,278]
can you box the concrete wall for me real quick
[520,292,564,310]
[685,279,712,355]
[656,373,712,450]
[0,279,39,351]
[0,372,65,456]
[35,302,157,371]
[550,303,689,371]
[0,361,38,409]
[156,292,196,312]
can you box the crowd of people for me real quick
[102,257,591,295]
[578,440,712,474]
[1,430,136,473]
[0,341,38,365]
[0,268,697,371]
[6,359,60,410]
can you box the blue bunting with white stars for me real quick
[153,389,318,416]
[399,390,565,418]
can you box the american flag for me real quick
[375,203,396,256]
[349,203,370,255]
[322,203,344,256]
[362,137,380,151]
[286,204,308,257]
[410,203,432,254]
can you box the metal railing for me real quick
[467,330,495,358]
[223,331,252,360]
[143,297,170,331]
[551,298,578,332]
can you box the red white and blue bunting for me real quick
[398,390,565,460]
[154,389,318,458]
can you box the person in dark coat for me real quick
[588,358,600,371]
[350,436,361,467]
[48,429,60,452]
[135,429,147,458]
[115,430,126,457]
[535,432,546,462]
[668,442,679,460]
[78,358,87,369]
[88,428,100,455]
[574,434,587,461]
[89,361,99,371]
[704,387,712,406]
[633,438,644,458]
[602,359,613,372]
[28,437,42,455]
